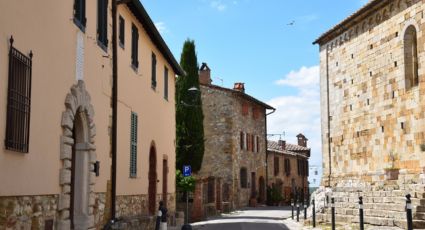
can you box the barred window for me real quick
[5,37,33,153]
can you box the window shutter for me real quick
[130,112,138,177]
[151,53,157,88]
[164,67,168,100]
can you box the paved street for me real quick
[190,206,303,230]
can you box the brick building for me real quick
[314,0,425,227]
[189,63,275,221]
[267,135,310,204]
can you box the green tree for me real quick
[176,39,205,172]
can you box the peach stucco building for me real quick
[0,0,182,229]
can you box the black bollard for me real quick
[291,199,294,220]
[331,197,335,230]
[312,199,316,227]
[359,196,364,230]
[406,194,413,230]
[297,201,300,222]
[304,199,307,220]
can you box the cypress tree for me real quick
[176,39,205,172]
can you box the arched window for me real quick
[240,168,248,188]
[404,25,419,90]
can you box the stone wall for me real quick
[0,193,106,230]
[316,0,425,226]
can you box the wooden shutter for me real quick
[5,39,32,153]
[119,16,125,46]
[130,112,138,177]
[151,52,157,88]
[131,24,139,68]
[164,67,168,100]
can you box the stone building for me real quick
[267,135,310,204]
[0,0,182,229]
[314,0,425,227]
[189,63,275,221]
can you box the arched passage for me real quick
[58,81,96,229]
[148,143,157,215]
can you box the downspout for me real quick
[265,108,276,200]
[111,0,118,222]
[325,45,332,187]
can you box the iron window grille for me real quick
[5,36,33,153]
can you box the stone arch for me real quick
[402,21,420,90]
[57,80,96,229]
[148,141,158,215]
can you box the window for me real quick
[73,0,86,31]
[97,0,108,49]
[242,102,249,116]
[119,15,125,47]
[130,112,138,177]
[5,39,33,153]
[404,25,419,90]
[207,178,215,203]
[151,52,157,89]
[131,24,139,69]
[240,168,248,188]
[314,170,318,176]
[284,159,291,176]
[256,136,259,152]
[164,67,168,100]
[240,131,244,150]
[274,157,279,176]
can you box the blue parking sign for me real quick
[183,165,191,177]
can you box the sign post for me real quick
[182,165,192,230]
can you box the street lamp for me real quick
[181,87,200,107]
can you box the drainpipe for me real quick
[325,46,332,187]
[111,0,118,222]
[265,108,276,201]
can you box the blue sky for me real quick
[142,0,368,183]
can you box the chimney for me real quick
[233,82,245,93]
[199,62,212,85]
[296,133,308,147]
[278,140,286,150]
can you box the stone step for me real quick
[417,206,425,212]
[416,212,425,220]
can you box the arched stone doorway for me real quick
[258,176,265,203]
[148,143,157,215]
[57,81,96,229]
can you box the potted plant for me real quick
[384,152,399,180]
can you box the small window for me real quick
[131,24,139,69]
[240,131,244,150]
[164,67,168,100]
[240,168,248,188]
[119,16,125,48]
[284,159,291,176]
[256,136,259,152]
[97,0,108,49]
[5,38,33,153]
[274,157,279,176]
[73,0,86,31]
[404,25,419,90]
[130,112,138,177]
[151,52,157,89]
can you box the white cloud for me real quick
[268,65,322,169]
[210,0,227,11]
[275,65,319,88]
[154,22,167,34]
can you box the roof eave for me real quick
[126,0,184,76]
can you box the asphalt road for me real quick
[190,206,302,230]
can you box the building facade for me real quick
[189,63,274,221]
[0,0,181,229]
[267,136,310,204]
[315,0,425,227]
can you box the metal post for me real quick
[406,194,413,230]
[359,196,364,230]
[297,200,300,222]
[312,199,316,227]
[186,192,189,224]
[304,199,307,220]
[331,197,335,230]
[291,199,294,220]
